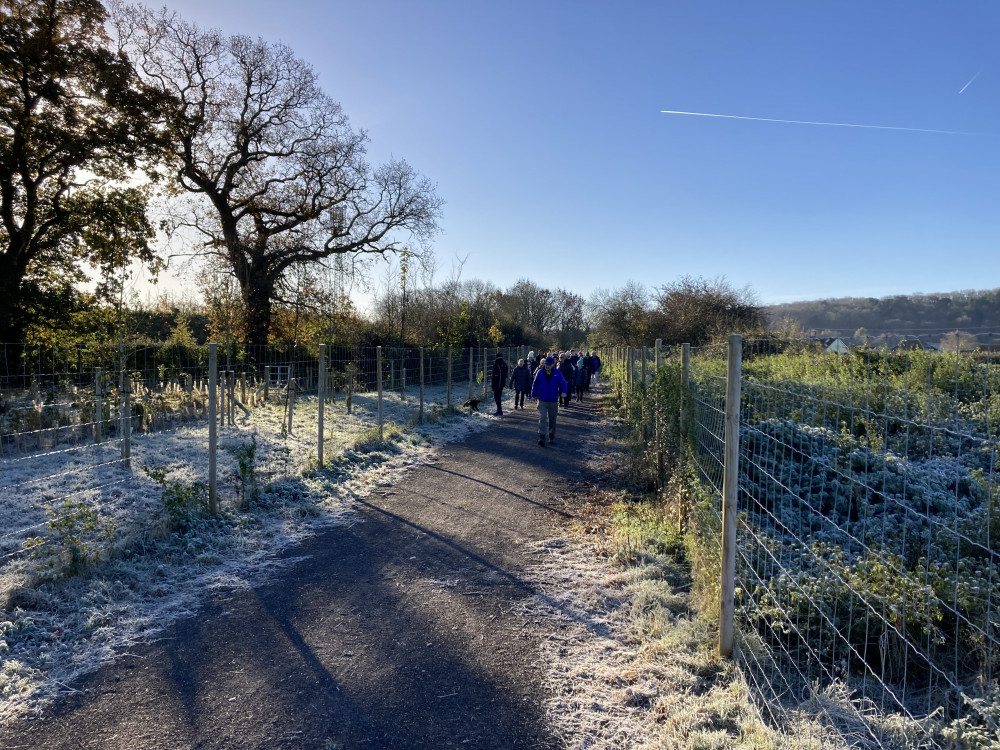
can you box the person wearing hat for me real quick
[490,351,510,416]
[530,356,568,446]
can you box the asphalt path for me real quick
[0,391,603,750]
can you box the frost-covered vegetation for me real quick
[0,377,494,721]
[609,343,1000,748]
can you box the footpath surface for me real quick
[0,394,603,749]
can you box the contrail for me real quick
[959,68,982,94]
[660,110,978,136]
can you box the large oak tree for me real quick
[117,6,442,349]
[0,0,165,343]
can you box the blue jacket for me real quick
[531,367,568,402]
[510,363,532,391]
[573,365,587,386]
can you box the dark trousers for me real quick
[493,387,504,414]
[515,389,526,407]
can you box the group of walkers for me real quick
[488,348,601,447]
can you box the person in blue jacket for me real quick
[530,356,568,446]
[509,358,531,409]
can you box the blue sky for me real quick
[156,0,1000,305]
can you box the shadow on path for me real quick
[0,389,607,750]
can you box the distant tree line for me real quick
[767,289,1000,337]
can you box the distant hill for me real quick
[766,288,1000,337]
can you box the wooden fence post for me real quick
[720,334,742,658]
[482,346,487,399]
[228,371,235,425]
[678,342,692,530]
[468,347,474,401]
[94,368,103,444]
[219,364,227,427]
[419,346,425,423]
[680,343,690,439]
[446,346,453,408]
[208,343,218,515]
[377,346,384,439]
[654,339,663,487]
[346,361,354,414]
[119,349,131,468]
[317,344,325,468]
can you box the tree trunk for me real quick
[241,265,275,352]
[0,252,28,344]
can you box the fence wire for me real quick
[613,338,1000,748]
[0,342,524,586]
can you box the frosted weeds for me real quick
[0,386,495,721]
[518,415,888,749]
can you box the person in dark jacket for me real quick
[490,352,509,416]
[573,359,588,402]
[509,358,531,409]
[531,356,568,446]
[557,353,575,407]
[591,352,602,383]
[582,353,594,388]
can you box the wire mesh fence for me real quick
[609,337,1000,748]
[0,342,531,589]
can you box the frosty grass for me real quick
[0,385,495,721]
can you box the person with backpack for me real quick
[531,356,568,446]
[490,352,510,416]
[581,352,594,391]
[509,358,531,409]
[557,353,575,407]
[573,358,588,402]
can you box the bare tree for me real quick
[501,279,556,335]
[590,281,651,346]
[550,287,588,347]
[651,275,764,346]
[115,5,442,348]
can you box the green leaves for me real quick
[0,0,167,341]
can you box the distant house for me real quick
[812,337,851,355]
[894,336,926,352]
[858,334,899,350]
[853,334,940,352]
[824,338,851,355]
